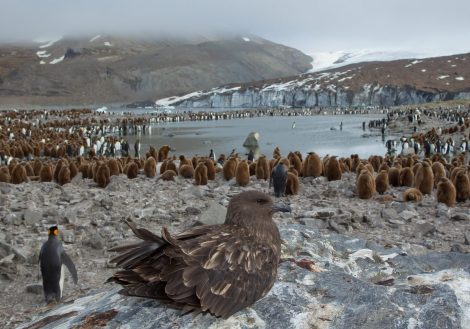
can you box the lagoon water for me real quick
[123,114,387,159]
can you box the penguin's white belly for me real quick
[59,265,65,298]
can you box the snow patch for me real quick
[96,107,108,113]
[104,42,112,47]
[89,34,101,42]
[242,37,251,42]
[38,37,62,49]
[49,56,65,64]
[455,77,465,81]
[39,60,46,65]
[451,64,457,67]
[421,69,426,72]
[36,50,51,58]
[437,75,450,79]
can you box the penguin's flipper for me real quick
[62,252,78,284]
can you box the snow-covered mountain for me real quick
[308,49,432,72]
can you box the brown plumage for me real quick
[204,159,216,180]
[324,156,342,181]
[33,159,43,176]
[286,172,299,195]
[24,163,34,177]
[126,162,139,179]
[144,157,157,178]
[399,167,414,187]
[356,170,375,199]
[158,145,171,162]
[57,165,71,186]
[11,164,28,184]
[403,188,423,203]
[180,164,195,179]
[375,170,389,194]
[108,158,121,176]
[165,160,178,175]
[223,158,238,181]
[0,167,11,183]
[96,163,111,188]
[431,161,446,187]
[415,162,434,195]
[287,152,302,174]
[303,152,322,177]
[40,164,53,182]
[436,177,456,207]
[160,159,168,175]
[159,170,177,181]
[249,162,256,176]
[453,170,470,202]
[235,161,250,186]
[194,162,208,185]
[108,191,286,319]
[255,155,269,180]
[388,167,400,187]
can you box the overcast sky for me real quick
[1,0,469,55]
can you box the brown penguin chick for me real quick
[24,162,35,177]
[403,188,423,203]
[179,164,195,179]
[79,163,89,179]
[0,166,11,183]
[415,162,434,195]
[368,155,381,172]
[57,165,71,186]
[255,155,270,180]
[431,161,446,187]
[286,172,299,195]
[223,157,238,181]
[288,167,299,177]
[126,162,139,179]
[365,163,374,175]
[192,156,200,169]
[356,170,376,199]
[159,169,177,181]
[303,152,322,177]
[194,162,208,185]
[11,164,27,184]
[160,159,168,175]
[379,162,390,172]
[449,166,462,183]
[287,152,302,174]
[107,158,121,176]
[158,145,171,162]
[148,146,159,162]
[342,157,352,172]
[33,159,43,176]
[96,163,111,188]
[40,164,54,182]
[273,146,281,158]
[399,167,415,187]
[179,155,192,169]
[235,160,250,186]
[144,156,157,178]
[436,177,456,207]
[375,170,389,194]
[339,158,350,173]
[324,156,342,181]
[453,170,470,202]
[350,154,360,172]
[249,162,257,176]
[203,158,216,180]
[69,161,78,179]
[108,191,287,319]
[412,162,422,176]
[165,160,178,175]
[53,159,68,182]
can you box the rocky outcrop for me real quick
[155,52,470,108]
[19,224,470,329]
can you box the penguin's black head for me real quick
[47,226,59,237]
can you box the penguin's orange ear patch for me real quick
[53,229,59,236]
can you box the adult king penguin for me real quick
[39,226,78,303]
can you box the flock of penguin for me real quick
[1,106,470,312]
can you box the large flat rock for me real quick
[19,225,470,329]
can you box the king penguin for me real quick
[39,226,78,303]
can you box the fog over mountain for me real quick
[1,0,469,55]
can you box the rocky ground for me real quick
[1,167,469,328]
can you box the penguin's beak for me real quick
[272,203,292,213]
